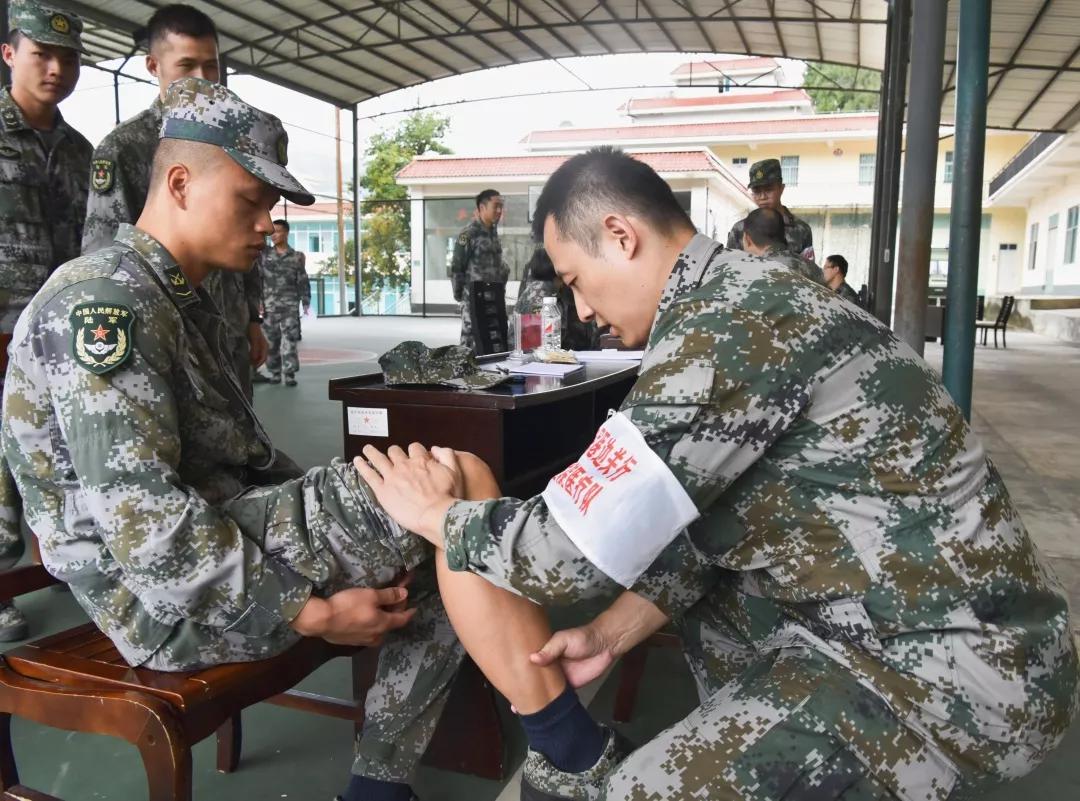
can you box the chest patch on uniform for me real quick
[458,232,469,245]
[70,302,135,375]
[91,159,114,193]
[0,144,18,160]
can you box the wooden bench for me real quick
[0,563,503,801]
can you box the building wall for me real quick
[1019,181,1080,295]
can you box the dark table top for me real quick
[328,356,640,410]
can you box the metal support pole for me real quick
[943,0,991,419]
[894,0,947,354]
[352,105,362,317]
[867,0,911,325]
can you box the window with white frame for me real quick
[859,153,876,185]
[1066,205,1078,264]
[732,157,748,166]
[944,151,954,184]
[781,155,799,186]
[1028,222,1039,271]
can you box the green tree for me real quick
[805,64,881,113]
[357,111,451,293]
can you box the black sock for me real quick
[340,775,412,801]
[519,685,606,773]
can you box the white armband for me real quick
[541,411,700,587]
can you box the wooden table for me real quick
[328,359,639,498]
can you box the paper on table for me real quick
[508,362,586,377]
[573,350,644,362]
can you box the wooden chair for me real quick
[0,563,504,801]
[976,294,1015,348]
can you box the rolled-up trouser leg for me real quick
[351,560,466,782]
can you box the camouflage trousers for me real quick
[141,457,465,783]
[458,301,474,351]
[265,307,301,379]
[606,590,1052,801]
[0,363,25,572]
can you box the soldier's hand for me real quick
[291,584,416,646]
[529,624,615,689]
[354,443,461,547]
[247,322,268,367]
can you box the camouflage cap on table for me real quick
[747,157,783,189]
[8,0,84,51]
[160,77,315,206]
[379,341,510,390]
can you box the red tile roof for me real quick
[625,89,811,113]
[524,114,880,145]
[397,150,734,180]
[672,57,780,76]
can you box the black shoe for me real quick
[252,372,272,384]
[285,377,297,387]
[520,727,632,801]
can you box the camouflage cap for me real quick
[748,158,784,189]
[380,341,510,390]
[8,0,84,52]
[160,77,315,206]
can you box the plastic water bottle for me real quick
[541,296,561,351]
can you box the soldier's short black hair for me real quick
[742,207,786,251]
[475,189,501,209]
[826,254,849,276]
[531,146,694,254]
[527,247,556,282]
[273,219,290,232]
[147,4,219,51]
[7,30,25,49]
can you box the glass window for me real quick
[309,233,320,253]
[1066,206,1078,264]
[781,155,799,186]
[1028,222,1039,271]
[944,151,954,184]
[858,153,875,185]
[732,157,747,166]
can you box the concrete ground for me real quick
[3,317,1078,800]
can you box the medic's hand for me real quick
[529,624,616,689]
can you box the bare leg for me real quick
[443,453,567,714]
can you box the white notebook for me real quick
[573,350,644,363]
[508,362,586,378]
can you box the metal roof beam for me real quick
[541,0,613,51]
[1013,40,1080,128]
[669,0,719,52]
[766,0,790,58]
[986,0,1052,103]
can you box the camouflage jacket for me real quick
[258,244,309,312]
[515,274,600,351]
[443,233,1079,757]
[450,220,507,302]
[81,97,163,256]
[0,224,313,666]
[0,87,91,333]
[727,205,815,262]
[763,245,826,285]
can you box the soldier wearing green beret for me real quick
[727,157,815,262]
[1,77,492,801]
[81,5,266,401]
[0,0,92,641]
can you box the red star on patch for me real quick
[91,324,109,341]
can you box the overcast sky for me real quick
[60,53,805,202]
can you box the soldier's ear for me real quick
[600,213,639,261]
[1,44,15,71]
[145,53,159,80]
[164,162,192,209]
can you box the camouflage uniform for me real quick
[82,98,261,396]
[442,234,1080,799]
[0,0,92,636]
[727,205,815,262]
[258,244,309,381]
[762,244,826,285]
[1,78,467,786]
[450,219,508,351]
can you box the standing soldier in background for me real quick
[0,0,92,641]
[258,218,310,386]
[727,157,815,261]
[451,188,508,352]
[80,4,265,397]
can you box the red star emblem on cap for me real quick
[91,324,109,341]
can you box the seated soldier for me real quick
[0,76,516,801]
[740,206,826,284]
[516,245,601,350]
[358,147,1080,801]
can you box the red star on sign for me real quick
[91,324,109,341]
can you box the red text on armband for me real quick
[553,426,641,516]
